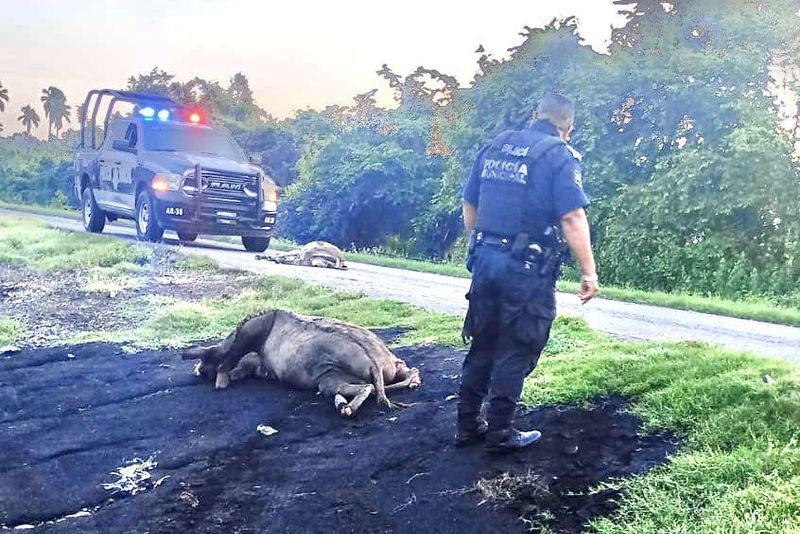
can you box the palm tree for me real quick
[41,86,67,139]
[0,81,9,113]
[18,105,41,136]
[52,103,72,139]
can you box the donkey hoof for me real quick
[214,372,230,390]
[340,405,354,417]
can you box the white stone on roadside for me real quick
[257,424,279,437]
[0,345,21,355]
[59,510,92,521]
[764,374,775,385]
[445,394,458,402]
[67,353,76,359]
[388,417,398,422]
[13,525,35,530]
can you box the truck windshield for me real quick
[143,124,247,163]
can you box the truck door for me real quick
[97,120,130,210]
[116,123,138,212]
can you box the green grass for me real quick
[0,199,80,220]
[173,254,220,272]
[0,316,22,345]
[75,275,464,349]
[0,215,151,271]
[558,280,800,328]
[524,334,800,533]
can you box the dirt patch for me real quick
[0,253,254,348]
[0,335,679,533]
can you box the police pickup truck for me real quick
[74,89,278,252]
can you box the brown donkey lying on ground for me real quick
[182,310,421,416]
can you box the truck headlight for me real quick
[261,175,280,211]
[152,173,182,192]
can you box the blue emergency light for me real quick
[139,107,155,118]
[157,109,170,121]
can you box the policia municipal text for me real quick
[457,93,599,453]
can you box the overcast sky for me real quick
[0,0,629,136]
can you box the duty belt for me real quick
[475,232,512,248]
[474,231,550,271]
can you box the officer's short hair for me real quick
[535,93,575,132]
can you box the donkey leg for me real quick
[385,365,421,391]
[319,373,375,417]
[227,352,261,382]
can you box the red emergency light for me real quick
[189,112,201,124]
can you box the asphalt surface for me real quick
[4,209,800,363]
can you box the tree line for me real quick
[1,0,799,303]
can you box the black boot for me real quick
[485,428,542,453]
[455,418,489,446]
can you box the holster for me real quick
[466,231,478,273]
[467,230,477,255]
[510,233,530,260]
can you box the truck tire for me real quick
[177,231,198,242]
[82,186,106,234]
[242,236,270,253]
[135,190,164,242]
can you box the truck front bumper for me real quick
[152,191,276,237]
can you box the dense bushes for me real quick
[0,136,74,206]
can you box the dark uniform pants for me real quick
[458,246,554,438]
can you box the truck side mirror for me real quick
[249,154,263,165]
[112,139,135,153]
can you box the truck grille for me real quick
[183,169,259,204]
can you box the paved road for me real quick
[4,209,800,362]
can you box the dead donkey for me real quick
[182,310,421,416]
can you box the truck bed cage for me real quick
[79,89,178,149]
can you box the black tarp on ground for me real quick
[0,334,678,533]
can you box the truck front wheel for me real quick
[82,186,106,234]
[177,231,198,242]
[135,190,164,243]
[242,236,270,253]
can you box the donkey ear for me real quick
[182,346,212,360]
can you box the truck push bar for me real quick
[192,164,265,222]
[79,89,178,149]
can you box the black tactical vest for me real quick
[474,128,563,240]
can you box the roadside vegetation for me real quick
[3,203,800,328]
[0,316,21,345]
[1,216,798,533]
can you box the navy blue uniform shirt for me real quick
[462,120,589,238]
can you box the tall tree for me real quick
[18,105,41,136]
[40,86,68,139]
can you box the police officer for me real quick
[457,93,598,453]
